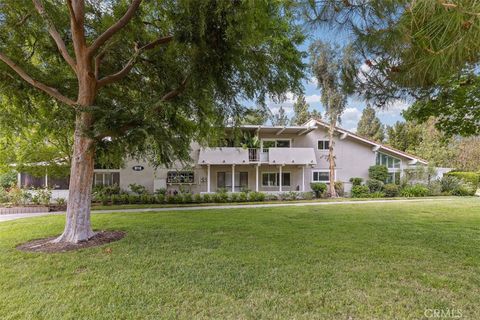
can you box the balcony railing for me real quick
[198,147,315,165]
[248,148,270,162]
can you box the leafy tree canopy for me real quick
[0,0,305,168]
[303,0,480,136]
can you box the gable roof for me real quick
[304,118,428,165]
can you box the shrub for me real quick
[349,177,363,187]
[210,193,220,203]
[182,193,193,203]
[400,184,429,197]
[427,181,442,196]
[229,193,239,202]
[128,194,140,204]
[239,192,249,202]
[0,171,17,189]
[368,165,388,183]
[255,192,265,201]
[219,192,228,203]
[120,194,130,204]
[93,184,121,198]
[154,188,167,196]
[383,184,399,197]
[32,188,53,206]
[8,186,31,205]
[265,193,278,201]
[452,183,476,196]
[368,191,386,198]
[0,188,8,203]
[366,179,384,193]
[193,193,202,203]
[310,182,327,198]
[111,195,122,205]
[334,181,344,197]
[54,198,66,206]
[351,185,370,198]
[156,194,165,204]
[202,194,211,203]
[445,172,480,188]
[100,194,110,205]
[301,191,314,200]
[129,183,148,195]
[440,176,462,193]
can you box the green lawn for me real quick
[1,198,479,319]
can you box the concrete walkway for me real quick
[0,198,455,223]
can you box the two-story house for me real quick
[70,118,425,195]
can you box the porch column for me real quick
[17,172,21,188]
[231,164,235,193]
[207,165,211,193]
[279,165,283,192]
[45,173,48,188]
[255,165,259,192]
[302,165,305,192]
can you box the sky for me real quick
[263,24,409,132]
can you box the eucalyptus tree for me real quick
[303,0,480,136]
[0,0,304,243]
[309,40,357,197]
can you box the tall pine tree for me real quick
[356,105,384,142]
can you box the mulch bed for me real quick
[16,231,126,253]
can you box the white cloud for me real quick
[305,94,321,104]
[340,107,362,131]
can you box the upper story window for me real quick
[376,152,401,169]
[167,171,194,184]
[262,139,290,151]
[318,140,330,150]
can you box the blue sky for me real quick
[264,25,408,131]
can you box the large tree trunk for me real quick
[54,112,96,243]
[54,63,98,243]
[328,121,337,198]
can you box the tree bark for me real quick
[54,112,96,243]
[54,60,98,243]
[328,121,337,197]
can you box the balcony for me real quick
[198,147,316,165]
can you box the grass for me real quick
[1,198,479,319]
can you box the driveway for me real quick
[0,198,454,223]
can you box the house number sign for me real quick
[132,165,144,171]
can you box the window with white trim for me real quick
[312,170,330,182]
[261,172,290,187]
[167,171,194,184]
[262,139,291,152]
[318,140,330,150]
[94,172,120,186]
[376,153,400,169]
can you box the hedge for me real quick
[445,172,480,188]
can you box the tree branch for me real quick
[160,77,188,102]
[97,35,173,87]
[32,0,76,71]
[0,52,76,106]
[88,0,143,55]
[97,56,136,87]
